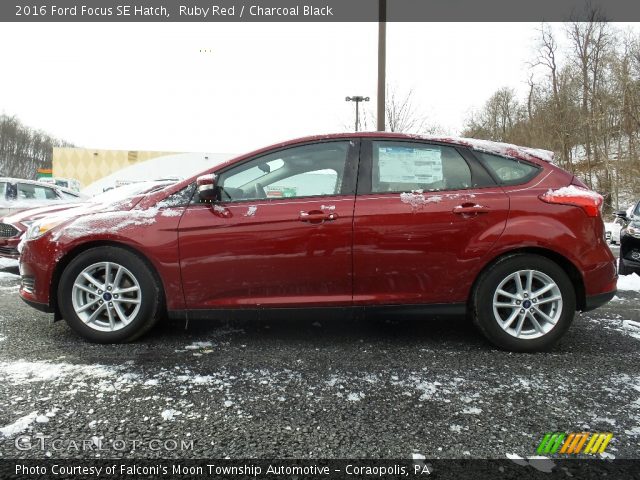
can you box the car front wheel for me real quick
[58,247,162,343]
[472,254,576,352]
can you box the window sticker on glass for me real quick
[378,146,444,184]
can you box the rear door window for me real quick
[371,141,472,193]
[0,182,7,200]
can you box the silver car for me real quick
[0,177,88,218]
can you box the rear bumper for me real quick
[583,290,616,312]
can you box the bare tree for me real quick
[385,87,427,133]
[0,114,74,179]
[344,85,441,135]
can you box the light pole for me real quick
[377,0,386,131]
[346,96,370,132]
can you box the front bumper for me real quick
[18,235,59,309]
[20,296,53,313]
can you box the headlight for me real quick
[25,219,64,240]
[627,225,640,238]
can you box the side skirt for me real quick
[168,303,467,322]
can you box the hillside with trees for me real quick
[0,114,74,179]
[463,16,640,212]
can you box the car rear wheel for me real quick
[472,254,576,352]
[58,247,162,343]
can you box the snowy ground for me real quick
[0,248,639,460]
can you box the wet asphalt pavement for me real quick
[0,247,639,461]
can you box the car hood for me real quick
[30,195,146,228]
[3,203,82,226]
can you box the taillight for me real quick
[539,186,603,217]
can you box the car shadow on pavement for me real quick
[147,313,491,351]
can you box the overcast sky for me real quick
[0,22,638,154]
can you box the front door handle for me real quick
[452,203,490,215]
[299,210,338,224]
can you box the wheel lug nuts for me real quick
[520,309,525,313]
[524,293,528,298]
[532,299,537,303]
[109,303,113,308]
[99,300,103,305]
[530,308,534,313]
[107,286,112,291]
[114,294,119,299]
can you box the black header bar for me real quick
[4,0,640,22]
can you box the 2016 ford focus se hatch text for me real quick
[18,133,617,351]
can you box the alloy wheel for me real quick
[71,262,142,332]
[492,269,563,339]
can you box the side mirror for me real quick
[197,174,218,202]
[615,210,628,219]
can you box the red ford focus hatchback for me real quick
[19,133,617,351]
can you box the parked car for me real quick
[37,177,82,193]
[18,133,617,351]
[605,216,625,244]
[617,201,640,276]
[0,177,87,218]
[0,181,173,259]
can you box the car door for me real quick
[353,139,509,306]
[178,140,359,309]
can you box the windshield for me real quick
[88,182,171,204]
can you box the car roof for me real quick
[249,132,555,164]
[0,177,65,188]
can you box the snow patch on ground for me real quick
[0,360,122,383]
[161,409,180,421]
[593,316,640,341]
[185,341,214,350]
[462,407,482,415]
[0,272,19,282]
[346,392,364,402]
[0,412,38,437]
[0,258,19,269]
[618,273,640,291]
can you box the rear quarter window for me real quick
[475,152,540,186]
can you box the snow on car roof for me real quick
[264,133,556,164]
[399,134,555,163]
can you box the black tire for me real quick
[58,247,162,343]
[618,256,630,276]
[472,254,576,352]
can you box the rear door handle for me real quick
[452,203,490,215]
[299,210,338,223]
